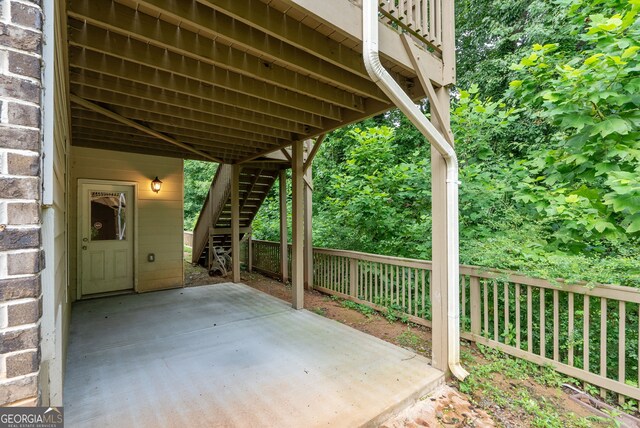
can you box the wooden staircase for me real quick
[191,164,282,268]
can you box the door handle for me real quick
[82,246,87,250]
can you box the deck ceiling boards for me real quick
[67,0,434,163]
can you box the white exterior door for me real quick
[79,183,134,296]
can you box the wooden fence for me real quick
[183,231,193,248]
[250,239,640,404]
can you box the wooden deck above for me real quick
[66,0,455,164]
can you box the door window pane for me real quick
[90,191,127,241]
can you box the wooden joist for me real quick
[67,0,366,112]
[68,44,327,128]
[71,95,223,162]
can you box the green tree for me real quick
[511,0,640,248]
[183,160,217,230]
[455,0,576,99]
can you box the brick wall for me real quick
[0,0,44,406]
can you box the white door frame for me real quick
[76,179,139,299]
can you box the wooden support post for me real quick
[291,141,305,309]
[231,164,241,283]
[248,231,253,273]
[304,141,313,289]
[470,276,481,335]
[279,169,288,283]
[430,85,453,375]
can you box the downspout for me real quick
[362,0,468,380]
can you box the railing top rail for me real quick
[252,239,638,301]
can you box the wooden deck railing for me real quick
[250,239,640,403]
[191,165,232,264]
[379,0,449,51]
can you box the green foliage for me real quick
[396,328,421,349]
[183,160,217,230]
[510,0,640,248]
[186,0,640,290]
[460,346,608,427]
[340,299,376,317]
[314,126,432,258]
[455,0,576,99]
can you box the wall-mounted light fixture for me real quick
[151,176,163,193]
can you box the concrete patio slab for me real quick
[64,283,444,427]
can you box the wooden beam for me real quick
[67,0,365,112]
[134,0,387,101]
[71,133,191,155]
[430,85,454,375]
[231,164,241,283]
[304,160,313,289]
[280,148,292,163]
[291,140,304,309]
[72,121,269,154]
[71,130,254,158]
[262,151,289,162]
[73,113,282,149]
[304,134,326,172]
[70,83,311,136]
[72,139,208,161]
[69,22,343,121]
[279,170,288,284]
[401,35,454,144]
[70,95,223,162]
[68,43,327,128]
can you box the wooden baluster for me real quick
[329,256,334,291]
[413,268,418,317]
[420,0,427,35]
[428,270,432,306]
[462,276,467,329]
[428,0,435,42]
[369,261,373,302]
[527,285,533,353]
[483,280,489,336]
[341,257,345,293]
[324,254,327,288]
[600,298,607,399]
[409,0,416,28]
[470,276,480,335]
[504,282,509,344]
[540,288,546,358]
[335,256,339,292]
[553,290,559,361]
[436,0,442,46]
[398,0,405,21]
[396,267,409,312]
[515,283,521,349]
[391,265,395,306]
[583,295,590,378]
[568,293,574,366]
[421,269,426,319]
[493,280,499,342]
[619,301,626,406]
[349,258,357,298]
[384,264,393,305]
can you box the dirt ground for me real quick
[183,259,614,427]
